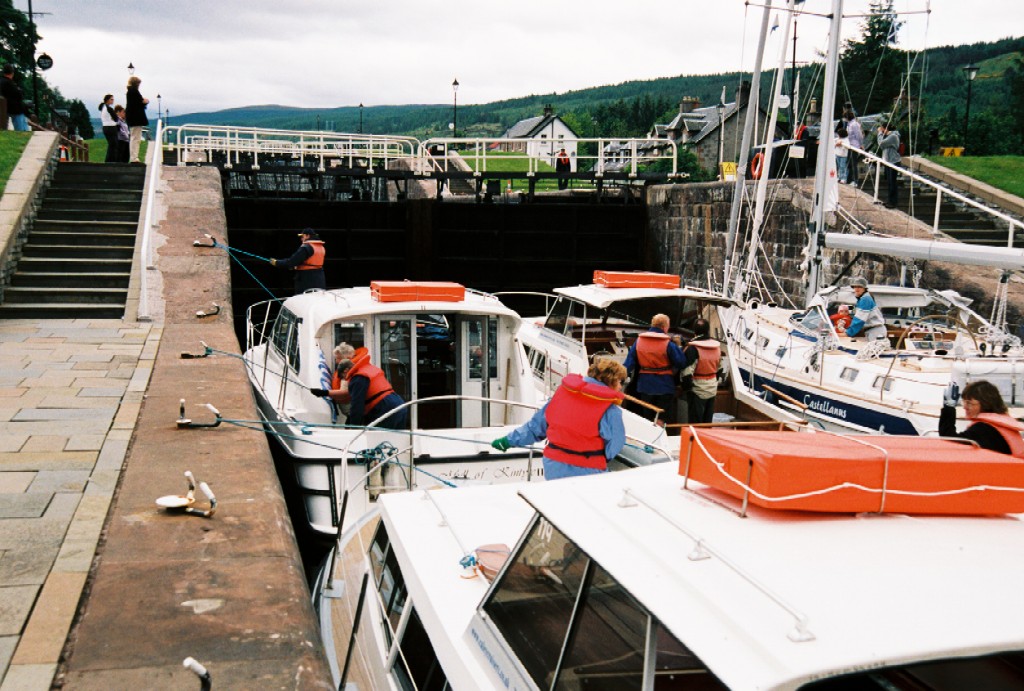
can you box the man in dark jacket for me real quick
[0,65,28,131]
[270,228,327,293]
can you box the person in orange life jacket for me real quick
[682,318,721,425]
[555,148,571,190]
[270,228,326,293]
[346,347,409,430]
[490,359,627,481]
[327,343,356,414]
[623,313,687,425]
[830,304,851,330]
[940,380,1024,457]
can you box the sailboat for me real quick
[719,0,1024,436]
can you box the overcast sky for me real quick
[27,0,1022,117]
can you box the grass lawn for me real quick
[85,137,148,163]
[454,150,567,192]
[0,131,32,196]
[924,155,1024,199]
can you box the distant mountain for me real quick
[170,36,1023,152]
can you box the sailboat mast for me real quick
[723,0,773,298]
[804,0,845,305]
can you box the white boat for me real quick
[243,281,547,539]
[315,428,1024,690]
[720,0,1024,436]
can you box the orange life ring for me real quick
[750,152,764,179]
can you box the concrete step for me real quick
[37,207,139,223]
[40,197,142,212]
[18,257,132,273]
[55,162,146,179]
[44,188,143,203]
[21,243,134,259]
[30,231,136,247]
[2,286,127,305]
[34,219,137,233]
[9,272,129,289]
[0,302,125,320]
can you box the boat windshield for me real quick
[544,297,585,336]
[481,515,726,690]
[800,650,1024,690]
[791,307,827,334]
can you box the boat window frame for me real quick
[269,307,301,373]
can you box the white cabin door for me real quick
[461,317,498,427]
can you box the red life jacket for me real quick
[972,413,1024,458]
[557,154,570,166]
[636,332,672,375]
[346,360,394,414]
[297,240,325,271]
[691,339,721,380]
[544,374,623,469]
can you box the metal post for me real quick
[962,64,979,148]
[359,102,363,134]
[27,0,38,122]
[452,78,459,139]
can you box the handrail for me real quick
[137,118,163,322]
[848,144,1024,246]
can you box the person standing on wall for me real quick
[877,122,901,208]
[114,106,130,163]
[125,76,149,163]
[270,228,327,294]
[490,358,627,480]
[555,147,571,190]
[843,109,863,185]
[98,95,118,162]
[1,65,29,131]
[685,319,721,425]
[623,313,687,426]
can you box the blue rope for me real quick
[204,238,282,303]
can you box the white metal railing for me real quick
[137,118,163,322]
[163,124,419,172]
[420,137,680,178]
[849,144,1024,246]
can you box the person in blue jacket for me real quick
[840,277,886,340]
[623,313,688,424]
[491,359,626,480]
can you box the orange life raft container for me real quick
[680,428,1024,515]
[370,281,465,303]
[593,270,680,289]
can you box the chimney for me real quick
[543,103,554,117]
[679,96,701,114]
[734,81,751,108]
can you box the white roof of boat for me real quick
[516,463,1024,690]
[553,284,734,310]
[280,286,522,329]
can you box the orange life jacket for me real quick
[972,413,1024,458]
[691,339,721,380]
[544,374,623,469]
[557,154,570,166]
[297,240,325,271]
[346,360,394,414]
[636,332,672,375]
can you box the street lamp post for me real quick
[359,103,363,134]
[452,78,459,139]
[716,100,726,177]
[962,63,979,149]
[157,94,162,121]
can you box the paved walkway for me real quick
[0,319,156,688]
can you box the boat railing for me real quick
[848,144,1024,246]
[245,299,281,352]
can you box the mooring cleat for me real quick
[195,303,221,318]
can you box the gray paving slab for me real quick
[0,496,51,520]
[26,472,89,495]
[0,587,39,636]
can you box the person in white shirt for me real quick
[97,95,118,163]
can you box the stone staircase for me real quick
[889,180,1022,247]
[0,162,145,319]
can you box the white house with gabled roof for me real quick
[499,104,579,171]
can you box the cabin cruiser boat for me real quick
[315,425,1024,690]
[243,281,547,539]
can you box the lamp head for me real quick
[963,64,980,82]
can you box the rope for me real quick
[203,237,282,303]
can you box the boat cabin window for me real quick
[872,375,894,392]
[839,367,859,382]
[544,297,584,336]
[482,516,726,690]
[332,320,366,352]
[793,308,826,334]
[775,346,788,359]
[466,318,497,381]
[270,308,301,373]
[367,521,451,691]
[800,651,1024,690]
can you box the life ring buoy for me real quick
[750,152,764,179]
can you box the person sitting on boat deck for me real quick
[940,380,1024,457]
[839,277,886,340]
[345,347,409,430]
[830,304,852,330]
[682,319,721,425]
[270,228,326,294]
[491,358,627,481]
[623,313,687,425]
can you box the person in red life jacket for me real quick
[490,359,627,480]
[270,228,326,294]
[940,380,1024,457]
[346,347,409,430]
[830,304,851,330]
[623,313,687,425]
[683,318,722,425]
[555,147,571,190]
